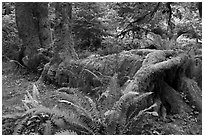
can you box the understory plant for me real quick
[3,75,158,135]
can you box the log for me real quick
[159,80,192,114]
[124,53,188,94]
[178,77,202,112]
[41,49,147,87]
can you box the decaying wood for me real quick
[40,49,201,117]
[122,50,201,115]
[158,80,192,114]
[178,77,202,112]
[125,53,188,94]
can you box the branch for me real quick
[117,3,161,39]
[2,55,26,68]
[130,2,161,25]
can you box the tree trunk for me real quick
[35,2,51,48]
[39,2,79,84]
[15,2,51,71]
[15,2,40,61]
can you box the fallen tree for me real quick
[39,48,201,115]
[3,49,201,135]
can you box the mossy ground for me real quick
[2,62,202,135]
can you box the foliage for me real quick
[72,2,110,51]
[2,12,22,59]
[109,2,201,50]
[2,2,202,135]
[3,73,158,135]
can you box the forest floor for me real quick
[2,61,202,135]
[2,62,58,116]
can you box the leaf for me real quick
[32,83,39,101]
[55,130,78,135]
[122,80,134,94]
[26,90,33,100]
[146,111,159,117]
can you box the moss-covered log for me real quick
[40,49,201,116]
[122,50,201,115]
[41,49,178,87]
[40,49,147,88]
[125,52,188,94]
[178,77,202,112]
[158,80,192,114]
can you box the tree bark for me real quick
[15,2,51,71]
[39,2,79,84]
[15,2,40,60]
[35,2,51,48]
[51,2,78,64]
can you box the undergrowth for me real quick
[2,73,158,135]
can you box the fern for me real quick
[104,92,140,130]
[57,87,76,94]
[99,73,122,111]
[51,117,66,129]
[122,80,135,94]
[13,105,97,135]
[126,92,154,121]
[104,92,153,134]
[112,92,140,113]
[85,96,100,120]
[13,114,31,135]
[123,103,158,134]
[22,84,41,110]
[55,130,78,135]
[58,100,92,119]
[109,73,121,99]
[43,120,53,135]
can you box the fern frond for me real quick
[32,83,40,101]
[51,109,94,135]
[51,117,66,129]
[104,92,139,133]
[79,115,101,135]
[109,73,120,97]
[85,96,100,120]
[56,87,75,94]
[55,130,78,135]
[129,92,153,106]
[58,100,92,119]
[133,102,157,120]
[13,114,31,135]
[112,91,140,112]
[126,92,154,121]
[122,80,135,94]
[100,73,122,110]
[43,120,54,135]
[80,68,100,80]
[22,84,42,110]
[51,91,81,106]
[122,103,157,134]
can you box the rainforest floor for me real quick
[2,61,202,135]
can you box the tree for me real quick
[15,2,51,71]
[113,2,201,49]
[39,2,79,84]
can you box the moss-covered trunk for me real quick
[39,2,79,84]
[35,2,51,48]
[41,48,201,118]
[15,3,41,66]
[15,2,51,71]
